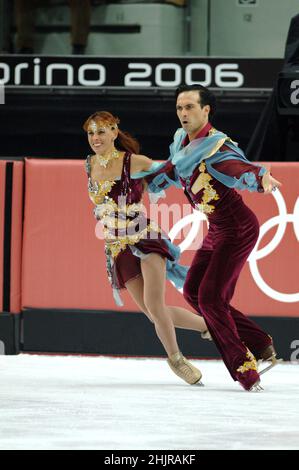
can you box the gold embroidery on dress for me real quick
[190,161,219,214]
[88,178,117,205]
[236,350,258,374]
[105,222,161,258]
[88,178,161,258]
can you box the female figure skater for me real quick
[84,111,211,386]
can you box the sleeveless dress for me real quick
[85,152,187,305]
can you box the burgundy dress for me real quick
[86,152,174,300]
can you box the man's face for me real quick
[176,91,210,138]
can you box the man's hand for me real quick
[262,171,282,194]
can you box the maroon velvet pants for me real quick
[183,200,271,381]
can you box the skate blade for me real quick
[249,384,264,392]
[259,358,283,376]
[192,379,204,386]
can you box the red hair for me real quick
[83,111,140,154]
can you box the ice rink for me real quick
[0,354,298,450]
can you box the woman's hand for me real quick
[262,171,282,194]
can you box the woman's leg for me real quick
[140,254,180,357]
[125,274,153,323]
[166,306,208,333]
[125,261,202,385]
[125,269,179,355]
[141,253,202,384]
[126,264,179,356]
[125,273,208,336]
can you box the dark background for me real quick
[1,87,268,159]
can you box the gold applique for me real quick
[88,179,116,205]
[226,136,239,147]
[237,350,258,374]
[206,137,227,158]
[191,161,220,214]
[208,127,217,137]
[206,128,238,158]
[89,177,161,258]
[105,222,161,258]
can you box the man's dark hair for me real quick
[175,85,217,118]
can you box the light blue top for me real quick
[125,129,266,301]
[133,127,266,195]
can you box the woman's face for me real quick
[87,120,117,155]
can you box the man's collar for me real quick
[182,122,212,147]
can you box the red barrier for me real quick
[234,162,298,317]
[21,159,299,317]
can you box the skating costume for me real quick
[86,152,188,306]
[138,123,272,390]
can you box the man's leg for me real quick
[196,241,261,390]
[69,0,91,54]
[229,305,273,358]
[15,0,36,52]
[183,246,243,377]
[183,247,211,313]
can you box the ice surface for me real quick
[0,354,298,450]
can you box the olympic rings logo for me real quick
[249,190,299,303]
[169,190,299,303]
